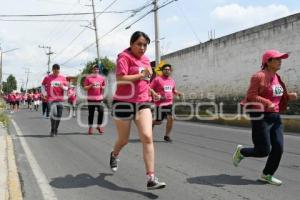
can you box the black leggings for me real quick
[49,102,64,131]
[42,102,50,117]
[88,101,104,126]
[241,112,284,175]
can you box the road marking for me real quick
[11,119,57,200]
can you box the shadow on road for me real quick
[50,173,159,199]
[17,132,88,138]
[128,139,166,143]
[17,134,51,138]
[187,174,264,187]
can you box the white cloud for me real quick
[210,4,293,29]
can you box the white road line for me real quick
[11,119,58,200]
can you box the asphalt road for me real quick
[8,108,300,200]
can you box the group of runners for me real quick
[4,90,42,113]
[5,31,298,190]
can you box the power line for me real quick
[96,0,119,18]
[0,9,143,18]
[0,19,89,22]
[58,1,153,65]
[175,3,201,43]
[43,3,83,48]
[53,28,87,61]
[125,0,178,29]
[53,0,120,62]
[61,13,135,65]
[61,0,178,65]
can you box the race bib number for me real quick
[51,81,61,87]
[164,85,173,92]
[93,82,101,88]
[139,67,151,81]
[272,84,284,97]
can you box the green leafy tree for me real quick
[79,57,115,86]
[20,86,25,93]
[2,74,17,94]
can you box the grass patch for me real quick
[0,99,9,127]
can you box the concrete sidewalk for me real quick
[0,124,23,200]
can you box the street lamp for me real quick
[0,47,19,89]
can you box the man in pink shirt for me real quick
[42,64,68,137]
[83,65,106,135]
[150,64,183,142]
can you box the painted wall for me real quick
[162,13,300,99]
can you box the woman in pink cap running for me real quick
[233,50,298,185]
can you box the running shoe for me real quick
[96,127,104,135]
[164,135,172,142]
[147,176,166,190]
[233,144,244,167]
[88,127,93,135]
[259,174,282,186]
[110,152,118,172]
[50,130,55,137]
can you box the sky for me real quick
[1,0,300,89]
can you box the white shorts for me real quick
[34,100,40,105]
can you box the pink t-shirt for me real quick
[113,49,151,103]
[42,74,67,102]
[150,76,176,106]
[265,75,283,112]
[28,93,33,100]
[15,94,22,101]
[8,94,15,102]
[84,74,105,101]
[33,93,40,101]
[67,88,77,103]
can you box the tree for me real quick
[81,57,115,76]
[2,74,17,94]
[20,86,25,93]
[79,57,116,86]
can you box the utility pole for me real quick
[39,45,54,74]
[91,0,101,67]
[0,45,19,93]
[0,45,3,89]
[24,68,31,93]
[153,0,161,66]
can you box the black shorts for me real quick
[112,100,152,119]
[154,105,173,121]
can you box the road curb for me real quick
[7,134,23,200]
[0,130,8,200]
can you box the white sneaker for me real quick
[259,174,282,186]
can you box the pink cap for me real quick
[262,50,289,64]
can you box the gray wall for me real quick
[162,13,300,99]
